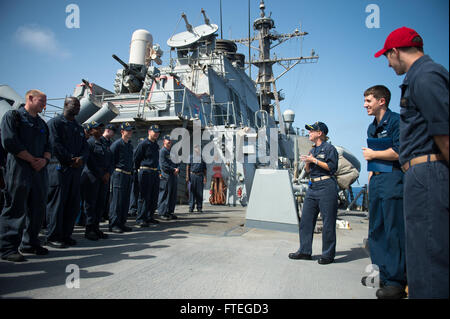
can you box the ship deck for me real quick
[0,205,375,299]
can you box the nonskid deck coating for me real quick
[0,204,375,299]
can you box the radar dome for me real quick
[283,109,295,123]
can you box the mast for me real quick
[253,0,275,117]
[231,0,319,128]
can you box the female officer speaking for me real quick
[289,122,339,265]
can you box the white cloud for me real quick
[14,24,71,58]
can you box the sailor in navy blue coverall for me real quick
[0,90,51,261]
[289,122,339,265]
[81,121,112,240]
[100,123,116,222]
[46,97,89,249]
[134,124,161,227]
[128,138,144,217]
[376,27,449,299]
[186,145,206,213]
[362,85,407,299]
[109,122,134,233]
[158,135,179,220]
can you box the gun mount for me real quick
[112,54,147,94]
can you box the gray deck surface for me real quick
[0,205,376,299]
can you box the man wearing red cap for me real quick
[375,26,449,299]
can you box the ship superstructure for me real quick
[1,1,362,231]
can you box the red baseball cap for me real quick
[374,27,423,58]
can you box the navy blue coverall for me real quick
[0,107,50,257]
[134,138,160,224]
[187,155,206,212]
[158,146,178,217]
[46,115,89,244]
[367,109,407,288]
[298,141,339,260]
[81,136,113,232]
[128,172,139,216]
[109,138,134,230]
[399,55,449,298]
[100,135,114,221]
[128,141,141,217]
[0,130,7,212]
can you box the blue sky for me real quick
[0,0,448,185]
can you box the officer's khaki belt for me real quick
[115,168,132,175]
[190,172,204,175]
[401,154,445,172]
[140,166,158,171]
[310,175,331,182]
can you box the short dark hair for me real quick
[364,85,391,108]
[63,96,80,109]
[398,46,424,54]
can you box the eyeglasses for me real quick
[384,49,394,57]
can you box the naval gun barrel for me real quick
[81,78,91,87]
[112,54,129,70]
[112,54,145,81]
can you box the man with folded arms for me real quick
[46,97,89,249]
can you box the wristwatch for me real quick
[315,159,318,165]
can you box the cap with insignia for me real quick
[149,124,161,133]
[305,121,329,135]
[105,123,117,132]
[120,122,134,131]
[86,120,104,131]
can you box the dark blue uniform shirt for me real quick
[47,114,88,166]
[0,130,7,168]
[399,55,449,164]
[100,136,113,148]
[110,138,134,172]
[1,107,50,160]
[367,108,401,170]
[309,141,338,178]
[84,136,113,179]
[100,136,114,174]
[189,154,206,173]
[160,146,178,175]
[134,139,159,169]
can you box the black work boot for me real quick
[85,225,99,241]
[376,285,407,299]
[95,225,109,239]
